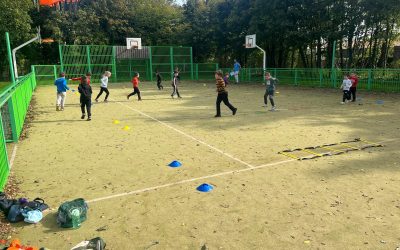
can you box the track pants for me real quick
[342,90,351,102]
[128,87,141,100]
[80,99,91,117]
[350,87,356,102]
[96,87,109,101]
[216,92,235,116]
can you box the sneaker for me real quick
[127,95,129,100]
[232,108,237,115]
[56,105,60,111]
[214,114,221,118]
[104,99,108,102]
[271,106,276,111]
[81,114,85,119]
[340,102,345,104]
[61,108,64,111]
[95,99,98,102]
[178,96,182,99]
[87,117,91,121]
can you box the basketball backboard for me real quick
[245,34,256,49]
[126,38,142,50]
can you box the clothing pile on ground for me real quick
[0,193,48,224]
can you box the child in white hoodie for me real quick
[95,71,111,102]
[340,74,352,104]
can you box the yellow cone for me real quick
[276,91,280,94]
[113,120,120,124]
[123,126,130,131]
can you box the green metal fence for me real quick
[0,72,37,191]
[198,67,400,92]
[56,45,194,83]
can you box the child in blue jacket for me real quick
[54,72,70,111]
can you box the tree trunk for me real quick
[317,37,322,68]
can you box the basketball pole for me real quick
[12,27,41,79]
[255,45,266,73]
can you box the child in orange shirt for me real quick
[127,72,142,101]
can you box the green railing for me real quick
[0,72,37,191]
[202,68,400,92]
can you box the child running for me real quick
[70,72,92,85]
[156,69,163,90]
[340,74,352,104]
[78,76,92,121]
[171,67,181,98]
[127,72,142,101]
[264,72,279,111]
[214,70,237,117]
[95,71,111,102]
[54,72,69,111]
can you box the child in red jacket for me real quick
[127,72,142,101]
[70,72,92,85]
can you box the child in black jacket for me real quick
[78,76,93,121]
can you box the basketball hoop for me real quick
[126,38,142,50]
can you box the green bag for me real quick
[57,198,88,228]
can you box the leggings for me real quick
[96,87,109,100]
[171,78,180,97]
[264,90,275,106]
[128,87,141,100]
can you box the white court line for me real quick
[87,158,295,203]
[9,144,18,170]
[115,100,254,168]
[87,138,398,204]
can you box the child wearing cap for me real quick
[127,72,142,101]
[54,72,70,111]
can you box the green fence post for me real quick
[8,97,18,142]
[367,69,372,90]
[170,46,174,81]
[86,45,92,73]
[319,69,323,87]
[190,47,194,80]
[195,64,198,80]
[59,44,64,72]
[53,65,57,80]
[294,69,298,86]
[5,32,15,84]
[148,46,153,81]
[112,46,117,82]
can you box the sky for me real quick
[175,0,186,5]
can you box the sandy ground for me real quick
[7,81,400,249]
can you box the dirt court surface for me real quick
[10,81,400,249]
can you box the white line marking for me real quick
[9,144,17,170]
[87,138,398,204]
[87,158,294,203]
[115,100,253,168]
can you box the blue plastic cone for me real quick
[197,183,213,192]
[168,160,182,168]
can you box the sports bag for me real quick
[57,198,88,228]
